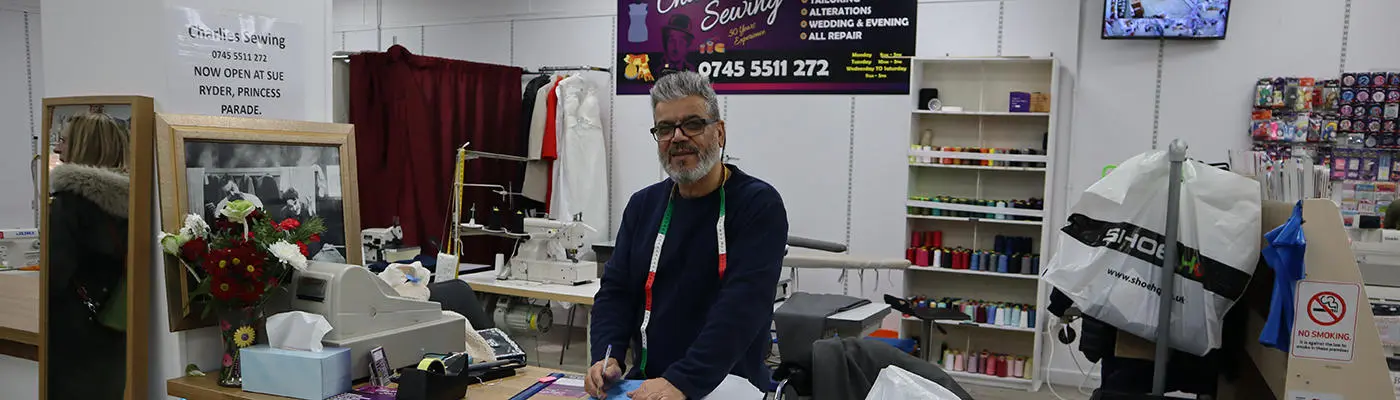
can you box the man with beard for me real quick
[585,71,788,400]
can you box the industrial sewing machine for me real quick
[501,217,599,285]
[0,228,40,270]
[290,261,466,380]
[363,221,417,264]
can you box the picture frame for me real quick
[39,95,155,400]
[155,114,361,331]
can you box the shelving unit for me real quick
[902,57,1058,392]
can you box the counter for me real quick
[0,271,39,361]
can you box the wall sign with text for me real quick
[618,0,917,95]
[167,6,304,120]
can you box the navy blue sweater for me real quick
[590,165,788,398]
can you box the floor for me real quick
[512,326,1093,400]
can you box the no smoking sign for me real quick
[1292,281,1361,362]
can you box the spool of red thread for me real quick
[932,231,943,248]
[911,231,923,248]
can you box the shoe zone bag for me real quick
[1042,150,1261,356]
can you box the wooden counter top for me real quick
[0,271,40,361]
[168,366,571,400]
[0,272,39,345]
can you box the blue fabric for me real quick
[589,165,788,399]
[1260,201,1307,351]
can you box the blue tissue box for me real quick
[241,345,351,400]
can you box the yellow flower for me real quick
[233,326,256,348]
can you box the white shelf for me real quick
[906,214,1043,226]
[907,200,1044,218]
[908,149,1048,163]
[914,110,1050,117]
[945,370,1034,390]
[909,163,1046,172]
[907,265,1040,280]
[902,315,1037,333]
[906,57,1056,393]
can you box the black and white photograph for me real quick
[183,141,348,261]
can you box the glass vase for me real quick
[216,306,262,387]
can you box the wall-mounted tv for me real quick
[1103,0,1230,39]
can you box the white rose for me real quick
[269,240,308,271]
[158,232,190,256]
[179,214,210,238]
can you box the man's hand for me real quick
[627,377,684,400]
[584,358,622,398]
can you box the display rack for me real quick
[901,57,1058,392]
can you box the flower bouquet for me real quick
[160,199,325,387]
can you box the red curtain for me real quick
[350,45,523,263]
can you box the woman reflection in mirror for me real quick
[47,112,130,400]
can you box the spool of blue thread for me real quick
[1028,309,1036,328]
[970,252,981,271]
[997,254,1009,273]
[1011,305,1021,327]
[1031,255,1041,274]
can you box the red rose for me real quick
[296,242,309,257]
[278,218,300,231]
[180,237,208,261]
[248,209,263,221]
[309,234,321,242]
[213,218,239,233]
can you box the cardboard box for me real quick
[1030,92,1051,113]
[241,345,352,400]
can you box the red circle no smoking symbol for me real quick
[1308,291,1347,326]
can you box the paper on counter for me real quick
[266,311,333,352]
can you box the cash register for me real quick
[290,262,466,380]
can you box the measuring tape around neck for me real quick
[637,168,729,375]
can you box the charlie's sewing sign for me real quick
[166,5,305,119]
[617,0,918,95]
[1291,280,1360,362]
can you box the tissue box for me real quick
[241,345,351,400]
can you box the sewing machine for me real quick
[362,225,405,264]
[503,217,599,285]
[0,228,40,270]
[290,261,465,380]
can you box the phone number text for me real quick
[696,59,831,79]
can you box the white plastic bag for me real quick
[864,366,961,400]
[1042,150,1261,356]
[377,261,432,300]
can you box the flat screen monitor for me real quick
[1103,0,1230,39]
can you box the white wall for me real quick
[330,0,1096,385]
[39,0,333,398]
[0,2,41,397]
[0,3,42,231]
[327,0,1400,390]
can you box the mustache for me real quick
[669,143,700,156]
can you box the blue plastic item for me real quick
[1259,201,1307,351]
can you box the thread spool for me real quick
[931,249,942,268]
[915,247,929,266]
[967,352,978,373]
[954,351,965,371]
[932,231,943,248]
[1019,307,1030,329]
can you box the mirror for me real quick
[40,96,153,400]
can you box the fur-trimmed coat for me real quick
[47,163,128,400]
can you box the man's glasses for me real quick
[650,118,718,142]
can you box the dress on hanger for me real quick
[555,75,608,245]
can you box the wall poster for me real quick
[167,5,305,120]
[618,0,918,95]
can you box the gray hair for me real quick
[649,71,721,120]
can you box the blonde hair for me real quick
[62,112,129,171]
